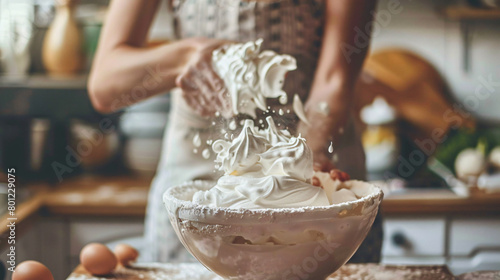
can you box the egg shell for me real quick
[114,244,139,267]
[13,261,54,280]
[80,243,117,275]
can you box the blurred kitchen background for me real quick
[1,0,500,279]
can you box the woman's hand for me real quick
[298,112,332,172]
[312,169,351,187]
[175,38,234,118]
[297,86,352,181]
[298,102,347,171]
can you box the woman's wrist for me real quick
[171,37,231,78]
[308,70,354,108]
[302,74,353,155]
[163,38,199,77]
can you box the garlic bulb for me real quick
[455,148,486,179]
[489,146,500,170]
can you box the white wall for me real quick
[371,0,500,122]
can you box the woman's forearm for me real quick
[301,0,375,160]
[87,0,200,113]
[308,0,376,110]
[89,40,196,113]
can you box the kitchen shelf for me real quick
[0,74,101,119]
[442,6,500,20]
[439,6,500,72]
[0,73,88,89]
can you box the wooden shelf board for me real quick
[442,6,500,20]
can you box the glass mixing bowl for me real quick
[164,180,383,280]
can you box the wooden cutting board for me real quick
[355,49,475,141]
[67,263,457,280]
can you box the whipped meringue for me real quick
[192,39,361,209]
[212,39,296,118]
[192,117,331,209]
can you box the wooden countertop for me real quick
[42,175,151,216]
[0,183,49,240]
[3,175,500,239]
[69,263,459,280]
[0,176,150,238]
[382,188,500,215]
[42,176,500,216]
[3,175,500,252]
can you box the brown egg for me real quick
[114,244,139,267]
[13,261,54,280]
[80,243,117,275]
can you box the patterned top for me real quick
[171,0,325,102]
[143,0,382,264]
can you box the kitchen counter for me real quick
[2,175,500,237]
[0,182,49,238]
[0,74,97,119]
[2,175,498,255]
[3,175,500,275]
[0,176,150,240]
[42,175,151,217]
[68,263,460,280]
[36,176,500,216]
[382,188,500,215]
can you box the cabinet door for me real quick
[448,218,500,274]
[449,218,500,256]
[449,252,500,275]
[0,222,44,280]
[382,217,446,258]
[383,256,446,265]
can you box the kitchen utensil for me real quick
[356,49,475,140]
[427,157,470,197]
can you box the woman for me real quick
[89,0,381,263]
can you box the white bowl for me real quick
[163,180,383,280]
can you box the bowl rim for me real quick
[163,180,384,223]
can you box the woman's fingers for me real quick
[312,153,351,183]
[218,90,233,118]
[311,177,322,187]
[181,89,209,116]
[313,153,335,172]
[330,169,350,182]
[177,71,201,110]
[182,62,232,117]
[312,169,349,189]
[198,59,222,90]
[176,70,197,91]
[177,39,236,118]
[201,51,234,117]
[178,66,215,116]
[196,60,233,117]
